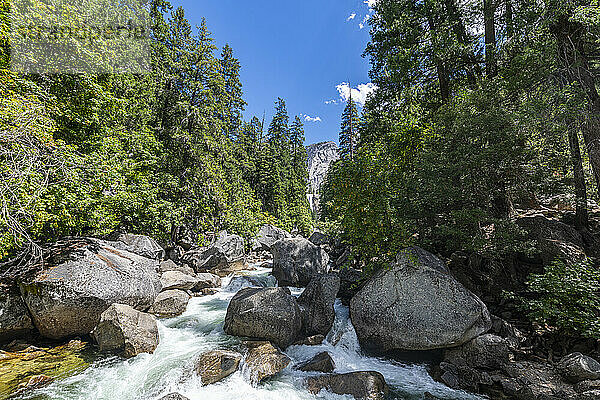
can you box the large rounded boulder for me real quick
[251,224,292,251]
[350,247,491,352]
[297,273,340,336]
[107,233,165,260]
[223,287,302,348]
[183,234,246,276]
[271,238,329,287]
[92,303,159,358]
[19,238,161,340]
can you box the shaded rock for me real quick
[305,371,388,400]
[224,287,302,348]
[271,238,329,287]
[160,271,198,291]
[200,288,219,296]
[0,284,34,342]
[108,233,165,260]
[17,374,54,391]
[243,341,290,384]
[308,231,329,246]
[293,334,325,346]
[193,273,222,291]
[297,273,340,336]
[183,234,246,276]
[159,260,195,276]
[444,334,511,370]
[350,247,491,352]
[195,350,242,385]
[579,390,600,400]
[298,352,335,373]
[575,380,600,393]
[159,394,190,400]
[251,225,292,251]
[92,303,159,358]
[148,289,190,317]
[338,266,363,306]
[19,238,160,340]
[558,353,600,383]
[516,215,588,264]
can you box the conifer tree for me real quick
[339,93,360,160]
[220,44,246,139]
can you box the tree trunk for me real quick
[443,0,481,83]
[568,124,589,230]
[505,0,514,38]
[484,0,498,77]
[427,14,450,102]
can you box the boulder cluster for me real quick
[3,216,599,400]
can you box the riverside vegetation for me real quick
[1,1,600,400]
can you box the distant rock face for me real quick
[306,141,339,213]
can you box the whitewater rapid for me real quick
[16,266,482,400]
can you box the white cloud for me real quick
[364,0,377,9]
[347,13,356,21]
[359,14,371,29]
[302,114,322,123]
[335,82,377,107]
[325,99,338,105]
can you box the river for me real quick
[15,266,482,400]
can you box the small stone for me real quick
[243,341,290,384]
[293,334,325,346]
[195,350,242,385]
[298,352,335,373]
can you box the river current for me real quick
[15,266,482,400]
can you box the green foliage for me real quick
[0,0,311,260]
[518,259,600,339]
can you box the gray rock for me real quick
[20,238,160,340]
[516,215,589,264]
[183,235,246,275]
[305,371,388,400]
[293,334,325,346]
[350,247,491,352]
[243,341,291,384]
[148,289,190,318]
[444,334,511,370]
[159,260,195,276]
[160,271,198,291]
[224,287,302,348]
[159,394,190,400]
[0,284,34,342]
[298,352,335,373]
[579,390,600,400]
[271,238,329,287]
[306,141,339,214]
[193,273,222,291]
[575,380,600,393]
[251,225,292,251]
[559,353,600,383]
[108,233,165,260]
[308,231,329,246]
[92,303,159,358]
[297,273,340,336]
[338,266,363,306]
[195,350,242,385]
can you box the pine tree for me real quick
[220,44,246,139]
[339,93,360,160]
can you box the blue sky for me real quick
[171,0,376,145]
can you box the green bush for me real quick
[520,259,600,339]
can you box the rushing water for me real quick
[15,267,482,400]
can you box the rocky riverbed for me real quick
[7,266,480,400]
